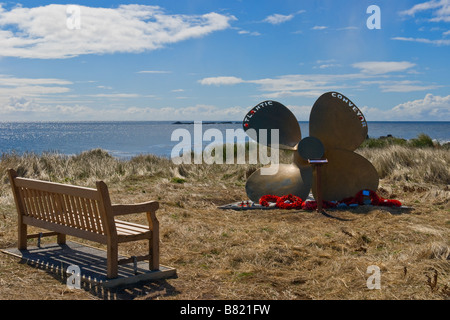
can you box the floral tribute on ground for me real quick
[259,189,402,211]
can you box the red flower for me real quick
[259,194,303,209]
[276,194,303,209]
[258,190,401,211]
[259,195,280,207]
[349,190,401,207]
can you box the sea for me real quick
[0,121,448,159]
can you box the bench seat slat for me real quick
[116,222,149,235]
[116,219,152,242]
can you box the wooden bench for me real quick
[8,169,160,279]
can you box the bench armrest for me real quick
[111,201,159,216]
[111,201,159,230]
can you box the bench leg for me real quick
[149,231,159,271]
[57,233,66,245]
[18,222,27,250]
[107,240,118,279]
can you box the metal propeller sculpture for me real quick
[242,92,379,204]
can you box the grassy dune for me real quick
[0,137,448,300]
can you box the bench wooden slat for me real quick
[111,201,159,216]
[79,197,92,232]
[18,187,29,216]
[22,215,107,244]
[62,194,75,229]
[36,190,49,222]
[14,177,100,200]
[48,192,63,225]
[40,191,52,223]
[74,196,87,230]
[27,231,60,239]
[84,198,98,233]
[21,188,30,216]
[91,198,105,234]
[68,195,81,229]
[115,219,150,234]
[25,188,39,219]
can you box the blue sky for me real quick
[0,0,449,121]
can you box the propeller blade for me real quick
[243,100,301,150]
[311,148,379,202]
[245,163,312,203]
[309,92,368,151]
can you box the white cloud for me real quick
[361,80,440,92]
[232,74,360,98]
[0,96,48,113]
[0,75,72,100]
[198,76,244,86]
[0,85,70,96]
[89,93,141,98]
[0,75,72,86]
[400,0,444,16]
[337,26,359,31]
[0,4,235,59]
[397,1,450,46]
[0,96,104,120]
[248,75,333,96]
[362,94,450,121]
[352,61,416,74]
[238,30,261,36]
[315,60,342,69]
[263,90,324,99]
[286,105,313,121]
[392,36,450,46]
[0,95,243,121]
[396,1,450,46]
[263,13,294,25]
[124,104,249,121]
[137,70,172,74]
[400,0,450,22]
[3,93,448,122]
[317,64,341,69]
[198,73,374,98]
[199,64,440,103]
[312,26,328,30]
[390,94,450,119]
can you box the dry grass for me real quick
[357,145,450,185]
[0,145,449,300]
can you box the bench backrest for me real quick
[9,170,114,236]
